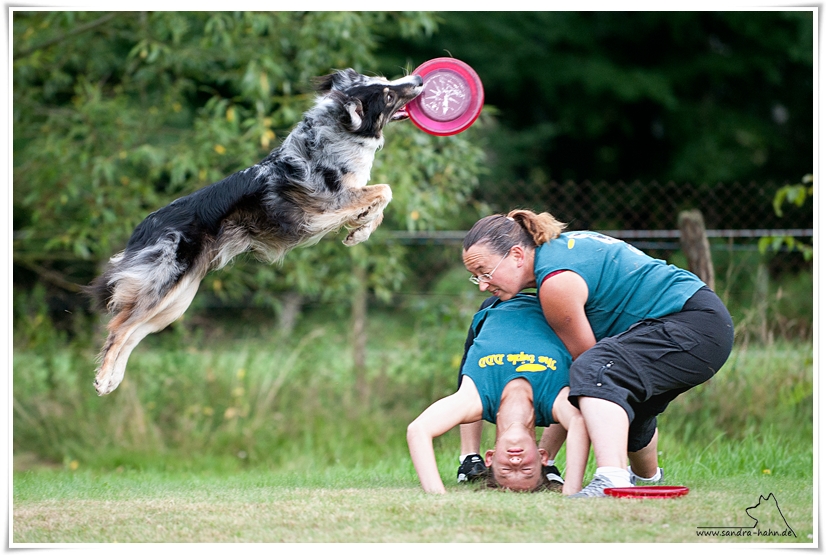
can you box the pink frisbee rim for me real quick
[604,486,690,499]
[408,57,484,136]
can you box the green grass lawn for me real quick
[12,305,814,546]
[13,461,814,544]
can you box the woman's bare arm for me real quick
[538,270,596,360]
[407,378,483,494]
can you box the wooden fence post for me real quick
[678,209,715,290]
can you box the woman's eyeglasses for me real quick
[469,249,511,285]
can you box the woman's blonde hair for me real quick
[463,209,566,255]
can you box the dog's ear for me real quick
[314,73,336,93]
[344,98,364,131]
[315,68,361,93]
[325,89,364,131]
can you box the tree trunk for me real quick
[351,263,368,402]
[278,294,303,336]
[754,261,770,343]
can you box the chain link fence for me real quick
[478,179,812,237]
[391,180,813,253]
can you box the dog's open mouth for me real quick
[391,106,411,122]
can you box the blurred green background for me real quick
[12,11,813,472]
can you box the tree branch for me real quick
[15,258,85,293]
[14,12,120,61]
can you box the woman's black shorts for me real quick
[568,286,734,452]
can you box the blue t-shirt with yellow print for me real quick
[461,293,572,427]
[534,231,705,341]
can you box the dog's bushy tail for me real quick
[84,271,115,313]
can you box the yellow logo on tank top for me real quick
[567,238,575,249]
[478,351,558,372]
[515,363,547,372]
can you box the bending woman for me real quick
[462,210,734,498]
[407,293,589,495]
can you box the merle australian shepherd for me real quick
[86,69,423,396]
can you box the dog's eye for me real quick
[386,92,396,104]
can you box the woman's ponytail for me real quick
[507,209,566,245]
[463,209,567,254]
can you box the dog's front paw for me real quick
[355,201,383,224]
[353,185,392,224]
[343,212,384,246]
[343,225,372,246]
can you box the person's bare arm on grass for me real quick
[407,377,483,494]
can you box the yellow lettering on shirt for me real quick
[507,352,535,365]
[477,352,558,372]
[538,356,557,370]
[478,354,505,368]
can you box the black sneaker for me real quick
[457,454,488,483]
[544,464,564,490]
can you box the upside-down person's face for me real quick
[462,244,524,301]
[485,423,548,491]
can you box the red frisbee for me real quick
[604,486,690,499]
[408,57,484,136]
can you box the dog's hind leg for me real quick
[342,184,392,246]
[94,273,204,395]
[94,317,158,396]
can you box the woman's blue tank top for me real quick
[461,293,572,426]
[534,231,705,340]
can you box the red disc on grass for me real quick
[604,486,690,499]
[408,57,484,136]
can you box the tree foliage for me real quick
[12,11,486,313]
[758,174,814,261]
[388,11,813,186]
[13,11,814,319]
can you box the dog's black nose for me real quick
[413,75,423,86]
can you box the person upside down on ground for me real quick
[407,292,589,495]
